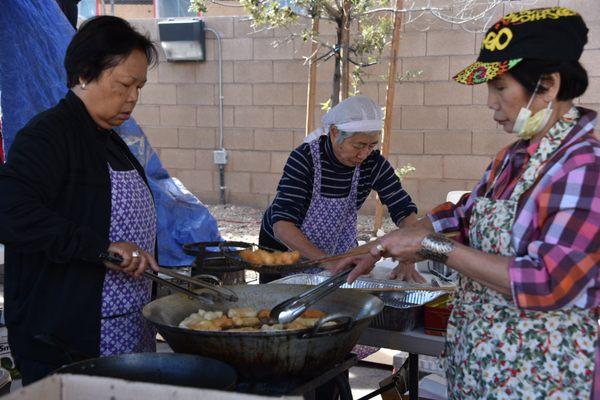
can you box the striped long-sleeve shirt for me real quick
[428,107,600,311]
[261,135,417,247]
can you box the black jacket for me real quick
[0,91,149,363]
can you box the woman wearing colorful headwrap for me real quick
[337,7,600,399]
[259,95,419,283]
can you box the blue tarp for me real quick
[0,0,222,266]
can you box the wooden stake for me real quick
[374,0,404,234]
[305,18,320,136]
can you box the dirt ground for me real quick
[206,204,398,244]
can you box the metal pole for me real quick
[205,27,226,205]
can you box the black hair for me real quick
[509,59,588,101]
[64,16,158,88]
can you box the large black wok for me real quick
[56,353,237,390]
[143,284,384,380]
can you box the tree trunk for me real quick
[331,17,344,106]
[340,0,351,102]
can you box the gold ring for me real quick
[375,244,385,254]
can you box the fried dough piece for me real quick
[232,317,261,327]
[188,320,222,331]
[239,249,301,266]
[284,321,306,331]
[228,307,258,318]
[257,309,270,320]
[212,316,234,329]
[261,323,284,331]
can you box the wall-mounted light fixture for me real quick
[157,18,206,62]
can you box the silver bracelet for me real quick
[417,233,455,263]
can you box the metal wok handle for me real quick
[158,268,238,302]
[303,313,355,338]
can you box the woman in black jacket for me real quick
[0,16,159,385]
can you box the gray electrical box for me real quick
[158,18,206,62]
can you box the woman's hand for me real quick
[389,262,427,283]
[103,241,159,278]
[330,252,380,283]
[369,227,431,263]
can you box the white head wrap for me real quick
[304,95,383,143]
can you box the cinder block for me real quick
[402,56,450,81]
[177,169,214,192]
[254,37,295,60]
[251,173,281,194]
[274,61,309,83]
[221,172,251,193]
[223,128,254,150]
[448,106,497,130]
[234,17,274,38]
[228,192,270,209]
[146,67,158,83]
[293,83,309,106]
[160,105,197,126]
[399,32,427,57]
[425,82,472,105]
[401,106,448,130]
[222,38,253,60]
[197,106,234,128]
[360,84,380,104]
[419,179,470,213]
[229,150,271,172]
[587,20,600,50]
[443,155,491,180]
[389,131,424,155]
[392,82,424,105]
[424,131,472,155]
[158,62,196,83]
[176,84,215,105]
[472,132,515,155]
[427,30,476,56]
[196,61,234,83]
[144,126,178,148]
[132,105,160,125]
[195,149,218,170]
[234,61,273,83]
[254,130,294,151]
[234,106,274,128]
[140,84,176,105]
[205,17,235,38]
[178,127,217,149]
[160,148,196,169]
[253,84,293,105]
[273,106,305,130]
[223,84,253,106]
[395,155,444,179]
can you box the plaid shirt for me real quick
[429,107,600,311]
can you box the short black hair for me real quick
[64,16,158,88]
[509,59,588,101]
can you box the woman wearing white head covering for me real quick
[259,95,420,282]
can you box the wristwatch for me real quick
[417,233,455,263]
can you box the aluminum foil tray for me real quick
[271,274,446,331]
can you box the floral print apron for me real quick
[445,109,597,399]
[100,165,157,356]
[299,139,377,359]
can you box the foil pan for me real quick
[271,274,445,331]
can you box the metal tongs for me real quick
[99,252,238,304]
[269,269,352,325]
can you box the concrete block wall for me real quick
[130,0,600,215]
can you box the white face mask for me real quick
[512,78,553,140]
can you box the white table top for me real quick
[359,327,445,357]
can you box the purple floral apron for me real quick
[300,138,360,270]
[99,165,157,356]
[300,138,377,358]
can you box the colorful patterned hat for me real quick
[454,7,588,85]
